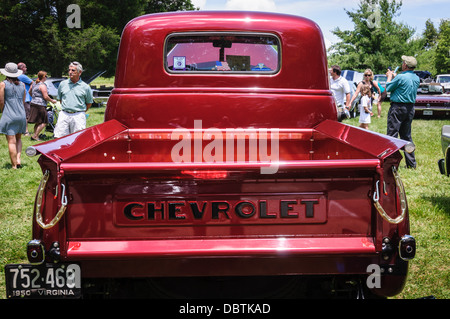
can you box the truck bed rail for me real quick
[60,159,381,174]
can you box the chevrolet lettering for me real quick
[121,198,324,224]
[10,11,415,299]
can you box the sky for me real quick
[190,0,449,49]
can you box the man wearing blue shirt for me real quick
[54,62,93,138]
[386,55,420,169]
[17,62,33,135]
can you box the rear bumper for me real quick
[66,237,379,278]
[64,236,412,297]
[67,237,375,258]
[414,105,450,118]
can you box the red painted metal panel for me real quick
[32,120,127,162]
[67,237,375,259]
[60,159,380,173]
[314,119,407,159]
[105,92,336,129]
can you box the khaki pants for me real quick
[54,110,86,138]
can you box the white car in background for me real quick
[436,74,450,93]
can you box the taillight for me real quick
[399,235,416,261]
[181,170,228,179]
[27,239,45,265]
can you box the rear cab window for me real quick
[165,32,280,74]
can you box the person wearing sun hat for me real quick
[0,62,27,169]
[385,55,420,169]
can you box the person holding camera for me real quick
[386,55,420,169]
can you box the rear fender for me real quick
[314,120,409,159]
[29,120,128,261]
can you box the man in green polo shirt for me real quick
[54,61,93,138]
[386,55,420,169]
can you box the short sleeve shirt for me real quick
[386,71,420,103]
[57,78,93,112]
[330,76,351,106]
[18,74,33,102]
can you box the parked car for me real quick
[413,70,433,83]
[415,82,450,118]
[438,125,450,176]
[374,74,390,100]
[44,70,110,107]
[341,70,363,117]
[436,74,450,93]
[45,77,65,97]
[342,69,364,84]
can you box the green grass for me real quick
[345,105,450,299]
[90,76,115,87]
[0,106,106,299]
[0,102,449,299]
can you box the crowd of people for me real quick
[330,54,420,169]
[0,61,93,169]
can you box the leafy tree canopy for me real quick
[328,0,417,74]
[435,19,450,74]
[0,0,197,77]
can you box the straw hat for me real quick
[0,62,23,77]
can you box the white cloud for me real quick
[191,0,207,9]
[225,0,277,11]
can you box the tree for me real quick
[328,0,416,74]
[423,19,438,49]
[435,19,450,74]
[145,0,197,13]
[78,0,148,33]
[0,0,197,77]
[65,24,121,77]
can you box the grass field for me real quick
[345,107,450,299]
[0,100,449,299]
[90,76,115,87]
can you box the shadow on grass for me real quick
[2,163,28,170]
[421,194,450,216]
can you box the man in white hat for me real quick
[385,55,420,169]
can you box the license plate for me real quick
[423,110,433,115]
[5,263,81,299]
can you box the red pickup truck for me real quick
[6,11,415,299]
